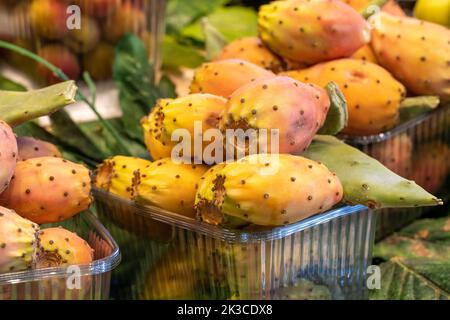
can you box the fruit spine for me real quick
[0,120,17,194]
[195,154,343,227]
[0,206,39,273]
[220,76,330,155]
[258,0,370,65]
[0,157,92,224]
[370,12,450,101]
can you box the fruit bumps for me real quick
[258,0,370,65]
[196,154,343,227]
[0,157,92,224]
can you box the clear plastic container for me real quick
[93,188,376,300]
[0,0,167,83]
[343,104,450,240]
[0,211,121,300]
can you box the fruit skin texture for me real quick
[214,37,284,72]
[83,43,115,80]
[30,0,68,40]
[133,158,208,217]
[0,157,92,224]
[34,227,93,268]
[0,120,17,194]
[17,137,62,161]
[141,94,227,161]
[221,76,329,155]
[370,12,450,101]
[283,59,406,135]
[411,142,450,194]
[94,156,152,199]
[0,206,39,274]
[104,3,146,43]
[370,133,413,178]
[37,45,80,85]
[195,154,343,227]
[342,0,406,16]
[64,15,100,54]
[258,0,370,65]
[190,59,274,98]
[351,44,378,64]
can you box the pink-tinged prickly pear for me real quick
[190,59,274,98]
[141,94,227,161]
[30,0,68,40]
[258,0,370,65]
[283,59,406,135]
[196,154,343,227]
[342,0,406,16]
[33,227,93,268]
[214,37,284,72]
[410,142,450,194]
[0,120,17,194]
[220,76,330,155]
[370,133,413,178]
[351,45,378,64]
[95,156,152,199]
[37,45,80,84]
[0,157,92,224]
[133,158,208,217]
[75,0,120,18]
[0,206,39,273]
[17,137,62,161]
[370,12,450,101]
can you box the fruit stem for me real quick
[0,40,132,156]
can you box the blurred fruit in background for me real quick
[83,42,115,80]
[414,0,450,27]
[37,44,80,84]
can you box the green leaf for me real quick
[158,74,177,99]
[0,75,26,91]
[202,17,227,60]
[318,82,348,135]
[399,96,441,122]
[0,81,77,126]
[370,258,450,300]
[162,36,205,69]
[181,6,258,43]
[398,217,450,243]
[166,0,229,32]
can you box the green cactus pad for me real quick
[302,135,443,209]
[0,81,77,126]
[399,96,440,122]
[317,82,348,135]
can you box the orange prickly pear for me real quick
[370,12,450,101]
[283,59,406,135]
[214,37,284,72]
[351,44,378,64]
[258,0,370,65]
[190,59,274,98]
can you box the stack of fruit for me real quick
[1,0,150,83]
[95,0,447,231]
[0,81,95,277]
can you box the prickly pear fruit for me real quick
[34,227,93,268]
[302,135,443,209]
[30,0,68,40]
[370,12,450,101]
[37,45,80,84]
[196,154,343,227]
[410,142,450,194]
[0,206,39,273]
[133,158,208,217]
[370,133,413,178]
[351,45,378,64]
[94,156,152,199]
[0,157,92,224]
[141,94,227,161]
[382,0,406,17]
[83,42,115,80]
[104,3,146,43]
[258,0,370,65]
[343,0,406,16]
[17,137,62,161]
[220,76,330,155]
[214,37,284,72]
[0,120,17,194]
[190,59,274,98]
[283,59,406,135]
[64,15,100,54]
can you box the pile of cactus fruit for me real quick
[95,0,448,231]
[0,81,94,275]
